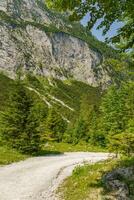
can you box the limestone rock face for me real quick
[103,167,134,200]
[0,0,111,86]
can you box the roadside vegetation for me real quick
[56,60,133,199]
[0,142,107,165]
[0,146,28,165]
[58,157,134,200]
[43,141,107,153]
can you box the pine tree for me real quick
[0,81,41,154]
[45,108,67,142]
[100,85,126,134]
[100,81,134,152]
[100,82,133,134]
[72,117,89,144]
[108,132,134,156]
[89,111,106,147]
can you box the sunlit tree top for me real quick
[46,0,134,52]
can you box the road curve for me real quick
[0,152,112,200]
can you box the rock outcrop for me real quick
[0,0,111,86]
[103,167,134,200]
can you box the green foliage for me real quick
[25,74,101,123]
[101,86,126,134]
[108,132,134,156]
[100,82,134,134]
[90,81,134,153]
[0,146,28,165]
[58,157,134,200]
[102,57,133,84]
[44,108,67,142]
[64,78,134,151]
[46,0,134,51]
[63,91,101,144]
[58,159,116,200]
[0,68,133,156]
[43,141,107,153]
[0,81,41,154]
[72,118,89,144]
[0,73,16,111]
[0,73,102,147]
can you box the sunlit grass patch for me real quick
[0,146,28,165]
[58,157,134,200]
[43,141,108,153]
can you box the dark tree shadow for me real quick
[34,150,64,157]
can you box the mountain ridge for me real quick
[0,0,119,87]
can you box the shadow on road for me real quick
[35,150,64,157]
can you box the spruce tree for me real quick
[100,84,129,136]
[108,132,134,156]
[73,118,89,144]
[45,108,67,142]
[0,81,41,154]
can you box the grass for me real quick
[0,142,107,165]
[58,157,134,200]
[0,146,28,165]
[42,141,107,153]
[25,75,101,121]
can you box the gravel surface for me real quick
[0,152,111,200]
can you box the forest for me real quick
[0,0,133,199]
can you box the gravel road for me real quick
[0,152,111,200]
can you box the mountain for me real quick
[0,0,118,87]
[0,0,119,123]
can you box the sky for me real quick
[81,14,123,42]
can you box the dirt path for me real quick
[0,152,111,200]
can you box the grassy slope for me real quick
[43,142,107,153]
[0,146,28,165]
[25,75,101,121]
[58,157,134,200]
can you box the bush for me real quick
[108,132,134,156]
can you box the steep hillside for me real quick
[0,73,101,124]
[0,0,117,86]
[26,74,101,121]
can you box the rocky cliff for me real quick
[103,166,134,200]
[0,0,111,86]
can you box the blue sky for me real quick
[81,14,123,42]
